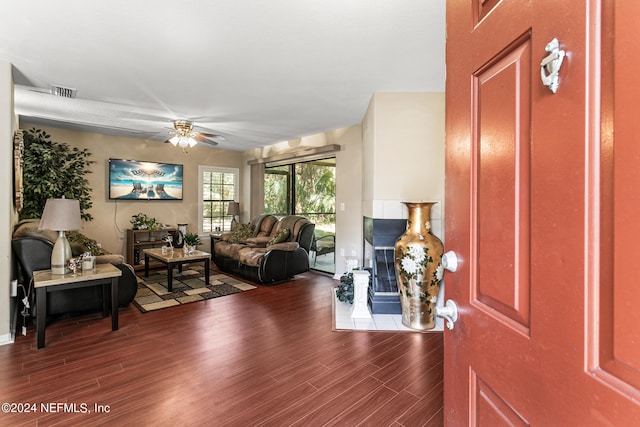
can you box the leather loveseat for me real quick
[12,220,138,317]
[211,214,315,284]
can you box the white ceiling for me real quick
[0,0,445,151]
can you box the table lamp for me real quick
[227,201,240,229]
[38,198,82,275]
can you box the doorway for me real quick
[264,158,336,274]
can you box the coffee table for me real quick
[143,248,211,291]
[33,263,122,349]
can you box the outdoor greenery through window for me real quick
[264,158,336,273]
[199,166,239,233]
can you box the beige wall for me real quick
[19,124,245,255]
[1,61,17,344]
[361,92,445,239]
[244,125,363,276]
[362,96,375,207]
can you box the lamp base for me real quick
[51,231,72,275]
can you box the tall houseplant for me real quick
[21,128,95,221]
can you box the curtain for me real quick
[249,162,264,218]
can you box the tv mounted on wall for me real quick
[108,159,183,200]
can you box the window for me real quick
[264,165,290,216]
[199,166,239,233]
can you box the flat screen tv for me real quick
[108,159,183,200]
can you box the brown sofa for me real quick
[211,214,315,284]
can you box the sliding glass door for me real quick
[264,158,336,274]
[264,165,289,216]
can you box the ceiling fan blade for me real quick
[198,132,224,139]
[195,135,219,146]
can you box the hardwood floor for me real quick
[0,270,443,426]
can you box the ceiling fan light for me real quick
[169,136,180,146]
[188,138,198,148]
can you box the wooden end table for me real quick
[33,263,122,349]
[143,248,211,291]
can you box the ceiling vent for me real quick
[50,85,76,98]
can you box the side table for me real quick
[33,263,122,349]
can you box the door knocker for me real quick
[540,38,565,94]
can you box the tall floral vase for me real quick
[394,202,444,330]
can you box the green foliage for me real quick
[336,272,355,304]
[21,128,95,221]
[295,163,335,222]
[130,212,159,230]
[264,160,336,229]
[264,167,289,215]
[67,231,105,256]
[184,232,202,246]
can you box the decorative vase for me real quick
[394,202,444,330]
[173,231,184,248]
[184,244,195,255]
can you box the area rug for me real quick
[133,265,257,313]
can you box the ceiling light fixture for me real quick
[169,120,199,152]
[168,135,198,149]
[166,119,225,151]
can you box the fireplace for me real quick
[363,217,407,314]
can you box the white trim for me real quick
[0,332,14,346]
[198,165,239,235]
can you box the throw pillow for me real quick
[229,223,254,243]
[67,231,106,256]
[267,228,290,247]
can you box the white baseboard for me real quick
[0,333,14,346]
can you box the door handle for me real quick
[442,250,458,272]
[436,299,459,330]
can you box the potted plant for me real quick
[336,272,355,304]
[21,128,95,221]
[130,212,159,230]
[183,232,202,254]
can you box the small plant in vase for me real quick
[130,212,159,230]
[183,232,202,254]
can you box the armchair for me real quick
[310,234,335,267]
[12,220,137,317]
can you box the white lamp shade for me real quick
[38,198,82,231]
[38,198,81,275]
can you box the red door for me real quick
[445,0,640,424]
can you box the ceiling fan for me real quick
[165,119,226,151]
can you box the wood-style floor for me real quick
[0,270,443,426]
